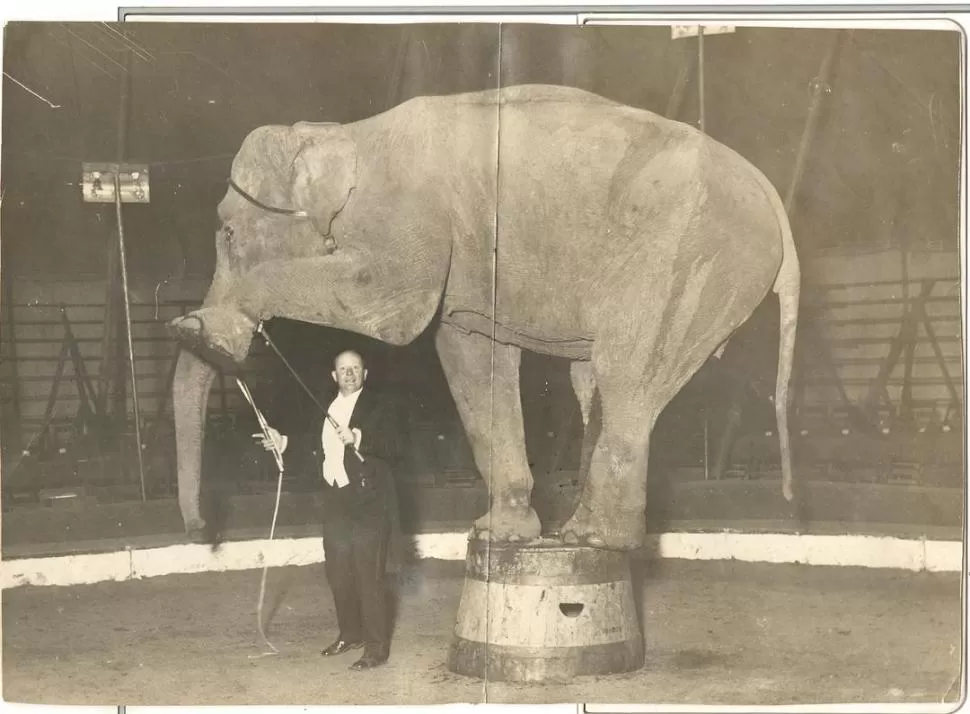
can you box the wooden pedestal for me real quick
[448,537,644,682]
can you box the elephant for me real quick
[170,83,800,551]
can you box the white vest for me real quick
[321,388,363,488]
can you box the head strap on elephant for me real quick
[224,123,359,253]
[228,178,309,218]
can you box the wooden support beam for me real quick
[710,395,744,482]
[808,322,853,409]
[864,281,934,419]
[60,306,100,420]
[2,277,24,453]
[40,337,70,432]
[913,287,961,407]
[898,323,918,423]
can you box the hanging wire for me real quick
[2,73,61,108]
[49,30,118,80]
[61,25,129,74]
[97,23,156,64]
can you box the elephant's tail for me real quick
[771,196,801,503]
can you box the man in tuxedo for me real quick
[260,350,401,670]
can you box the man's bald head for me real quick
[333,350,365,370]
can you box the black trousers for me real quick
[321,480,391,648]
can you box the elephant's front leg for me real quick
[435,322,541,543]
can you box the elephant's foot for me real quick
[471,505,542,544]
[782,478,793,503]
[560,503,645,551]
[185,518,207,544]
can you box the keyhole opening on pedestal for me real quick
[559,602,585,618]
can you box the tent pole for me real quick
[96,225,119,420]
[784,29,846,213]
[112,48,147,501]
[115,171,147,501]
[697,27,705,132]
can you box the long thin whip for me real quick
[255,322,326,411]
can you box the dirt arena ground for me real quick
[2,557,962,706]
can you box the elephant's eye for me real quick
[222,224,234,242]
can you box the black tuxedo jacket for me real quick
[289,386,403,522]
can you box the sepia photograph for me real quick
[0,13,964,708]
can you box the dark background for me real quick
[1,23,960,277]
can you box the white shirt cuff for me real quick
[352,428,362,450]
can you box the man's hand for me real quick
[254,426,287,454]
[336,425,361,447]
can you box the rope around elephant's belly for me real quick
[237,378,283,659]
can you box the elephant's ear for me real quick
[289,129,358,236]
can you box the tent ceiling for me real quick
[0,22,961,279]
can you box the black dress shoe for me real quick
[350,644,389,670]
[321,639,364,657]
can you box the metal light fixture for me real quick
[81,162,151,204]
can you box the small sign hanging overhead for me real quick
[671,25,736,40]
[81,162,151,204]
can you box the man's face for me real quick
[332,352,367,395]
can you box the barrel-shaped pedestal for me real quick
[448,537,644,682]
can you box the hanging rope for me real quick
[236,377,283,659]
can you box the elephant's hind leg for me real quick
[561,323,726,550]
[434,323,541,543]
[569,360,596,425]
[569,360,601,483]
[560,372,657,551]
[561,324,748,550]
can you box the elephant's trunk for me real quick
[172,347,218,534]
[168,308,257,372]
[168,306,257,535]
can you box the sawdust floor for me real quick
[1,558,963,706]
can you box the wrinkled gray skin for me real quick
[170,84,800,551]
